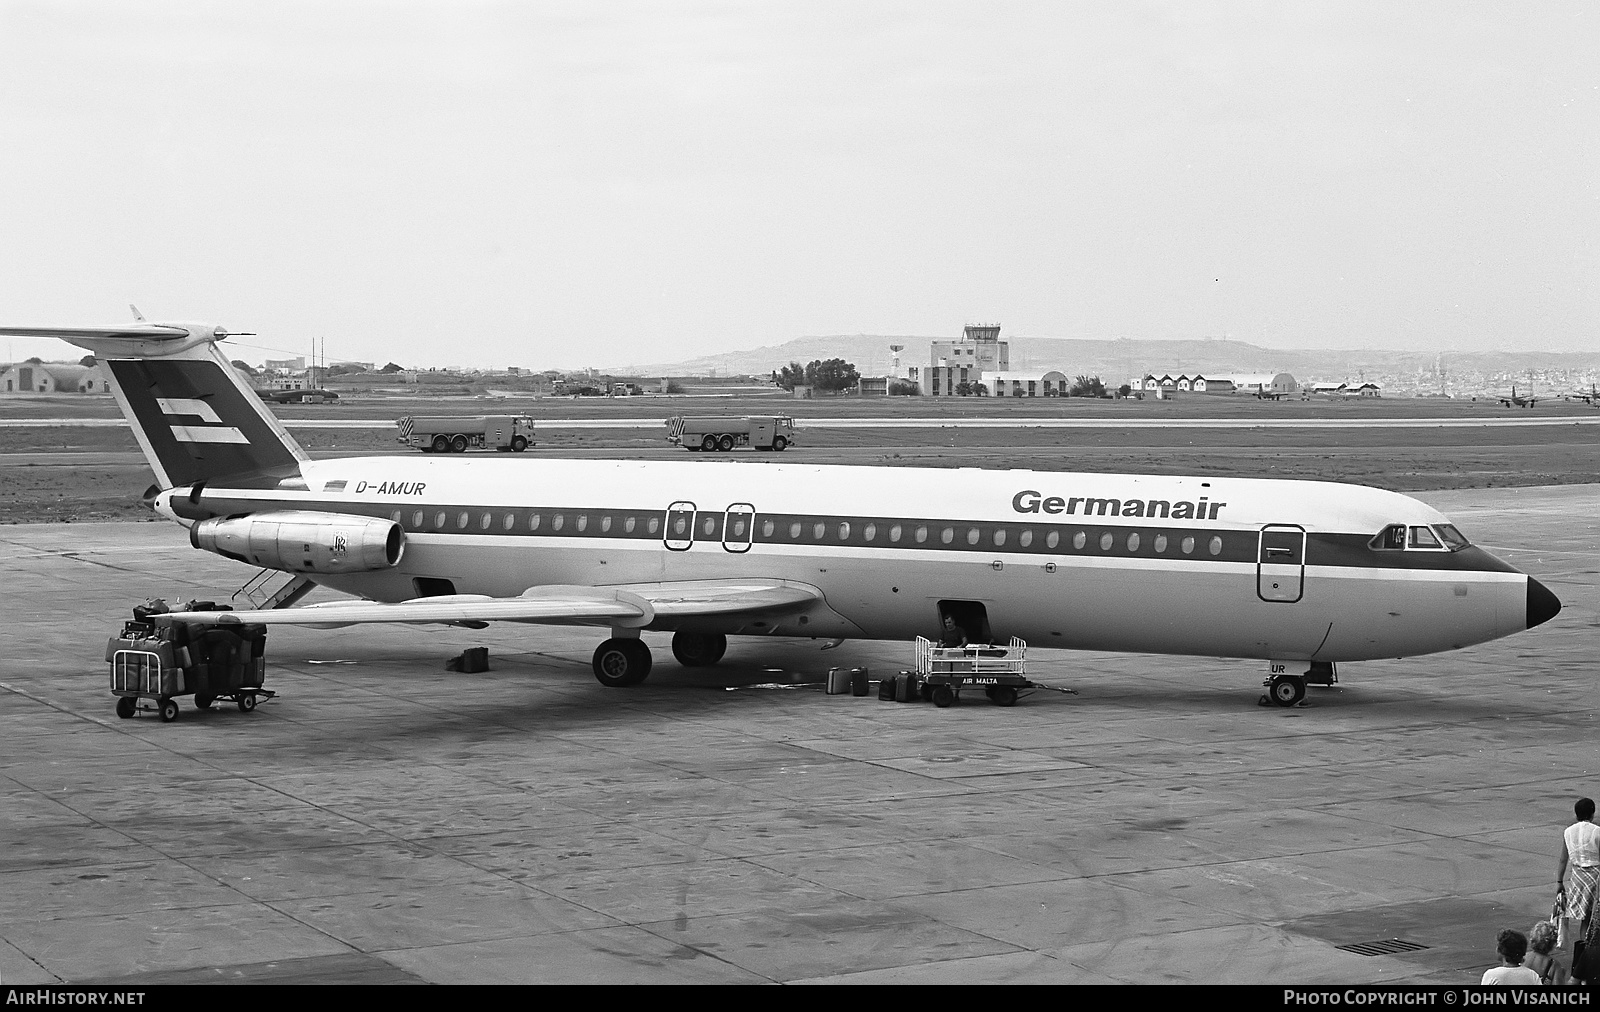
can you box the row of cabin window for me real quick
[761,519,1224,555]
[387,508,1224,557]
[394,510,664,535]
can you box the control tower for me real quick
[909,323,1009,396]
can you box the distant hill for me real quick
[613,334,1600,391]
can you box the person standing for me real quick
[1557,797,1599,954]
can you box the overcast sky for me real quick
[1,1,1594,369]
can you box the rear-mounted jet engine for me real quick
[191,511,404,574]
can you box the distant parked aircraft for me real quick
[257,388,338,404]
[1498,385,1537,408]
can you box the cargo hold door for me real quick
[1257,524,1305,603]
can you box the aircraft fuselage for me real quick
[157,454,1545,663]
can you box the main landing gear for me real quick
[589,632,731,687]
[671,632,726,667]
[592,639,652,687]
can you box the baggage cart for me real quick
[107,603,274,722]
[913,635,1034,707]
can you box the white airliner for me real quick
[2,317,1562,706]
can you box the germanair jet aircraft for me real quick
[3,316,1562,706]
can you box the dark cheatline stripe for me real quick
[186,492,1513,575]
[1308,535,1521,573]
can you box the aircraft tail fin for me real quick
[0,319,308,489]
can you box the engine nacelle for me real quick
[191,510,404,574]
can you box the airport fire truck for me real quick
[397,415,535,453]
[666,415,796,452]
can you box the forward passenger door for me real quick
[1257,524,1306,603]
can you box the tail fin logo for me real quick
[156,398,250,445]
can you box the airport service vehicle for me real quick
[0,316,1563,709]
[667,415,795,452]
[397,415,534,453]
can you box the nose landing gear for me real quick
[1265,674,1306,707]
[1260,661,1336,707]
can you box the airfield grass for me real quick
[1,394,1595,523]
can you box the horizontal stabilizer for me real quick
[161,579,823,629]
[0,323,191,341]
[0,316,310,487]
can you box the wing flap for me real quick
[623,579,821,616]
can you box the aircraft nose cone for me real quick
[1527,577,1562,629]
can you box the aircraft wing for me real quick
[159,579,823,630]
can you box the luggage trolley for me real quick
[107,606,274,722]
[914,635,1034,707]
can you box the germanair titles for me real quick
[1012,489,1227,520]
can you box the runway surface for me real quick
[0,485,1594,984]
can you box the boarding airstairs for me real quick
[232,569,316,611]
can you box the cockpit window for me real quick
[1408,525,1443,549]
[1370,524,1407,550]
[1434,524,1471,551]
[1370,523,1465,552]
